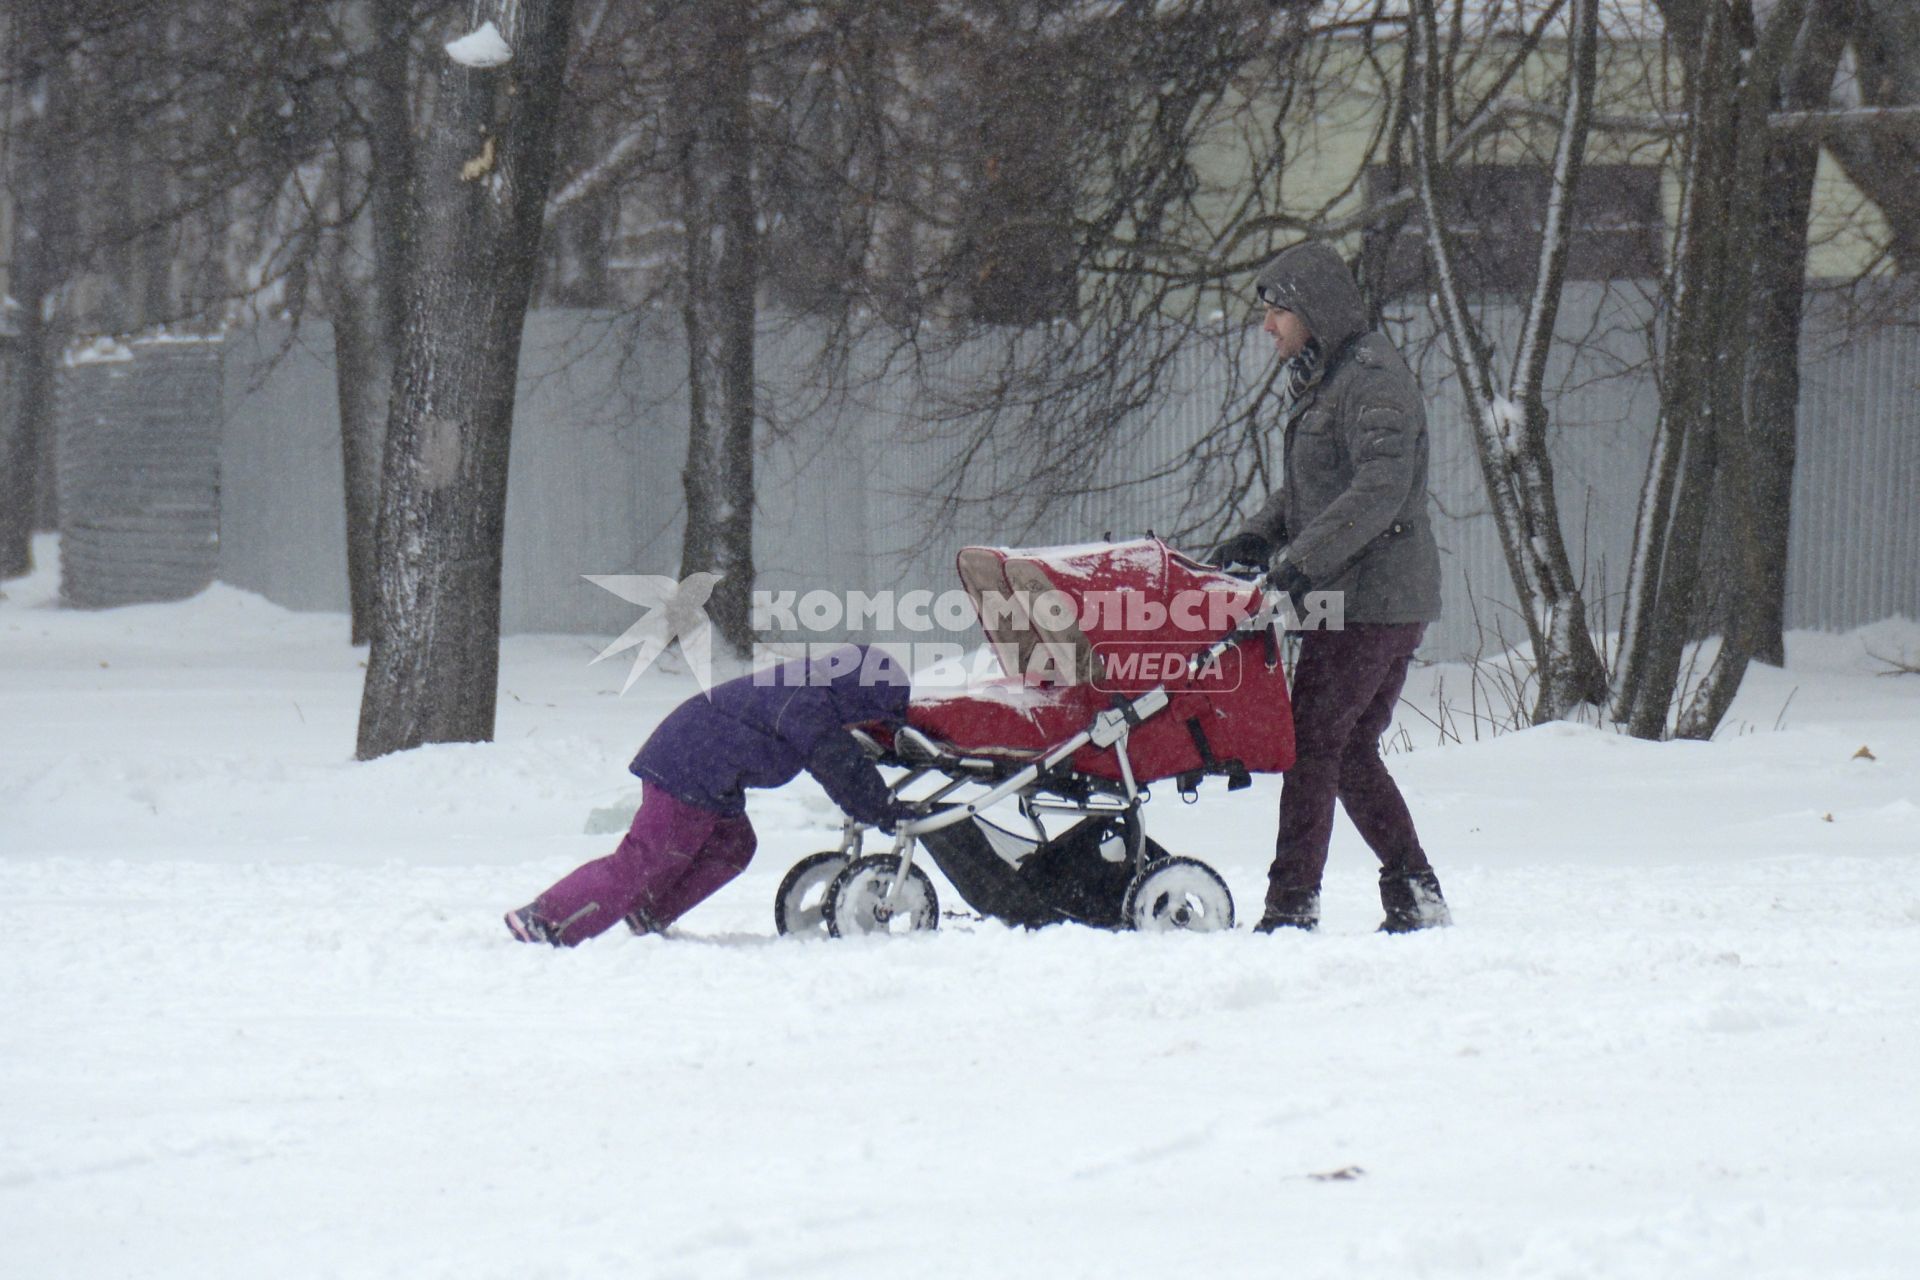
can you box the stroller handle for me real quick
[892,708,1107,838]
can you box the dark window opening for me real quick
[1365,163,1663,297]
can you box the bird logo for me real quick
[583,571,723,694]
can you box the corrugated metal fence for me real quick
[58,337,222,607]
[216,286,1920,659]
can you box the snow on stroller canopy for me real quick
[955,538,1253,687]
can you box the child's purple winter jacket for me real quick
[629,645,910,824]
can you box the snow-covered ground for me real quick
[5,534,1918,1279]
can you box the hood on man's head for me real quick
[1253,242,1366,352]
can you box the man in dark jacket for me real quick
[506,645,912,946]
[1214,241,1451,934]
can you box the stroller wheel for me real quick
[774,851,849,938]
[825,854,941,938]
[1123,857,1236,933]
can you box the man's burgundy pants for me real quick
[1269,622,1434,900]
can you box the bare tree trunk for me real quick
[323,200,393,647]
[708,10,759,658]
[1497,0,1609,721]
[2,4,78,578]
[356,0,576,760]
[1408,0,1608,722]
[1622,0,1811,740]
[1618,2,1741,737]
[674,96,718,583]
[363,0,418,305]
[1674,0,1849,733]
[325,0,415,648]
[657,1,761,656]
[1737,1,1850,670]
[1,302,62,579]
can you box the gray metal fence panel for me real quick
[216,326,350,613]
[215,287,1918,658]
[58,337,222,608]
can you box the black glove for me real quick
[1269,560,1312,597]
[1210,531,1273,573]
[872,800,919,836]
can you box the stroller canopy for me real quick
[956,538,1260,687]
[909,536,1294,785]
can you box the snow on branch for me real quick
[547,129,651,217]
[446,21,513,69]
[1768,103,1920,135]
[1495,97,1920,137]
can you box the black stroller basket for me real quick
[917,810,1172,930]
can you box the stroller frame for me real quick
[785,566,1290,937]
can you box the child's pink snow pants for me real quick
[530,785,757,945]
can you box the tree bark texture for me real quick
[669,1,759,657]
[1620,0,1811,740]
[709,13,760,659]
[1674,0,1849,734]
[324,0,416,648]
[323,199,393,649]
[2,5,79,577]
[1408,0,1609,723]
[674,92,718,586]
[1617,1,1743,737]
[1,305,64,579]
[356,0,577,760]
[1730,0,1851,669]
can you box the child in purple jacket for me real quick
[506,645,912,946]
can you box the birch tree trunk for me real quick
[356,0,576,760]
[1407,0,1609,722]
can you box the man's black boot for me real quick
[1255,887,1320,933]
[1378,869,1451,933]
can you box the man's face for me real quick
[1263,305,1312,361]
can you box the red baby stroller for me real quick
[774,538,1297,938]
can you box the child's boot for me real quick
[504,905,562,946]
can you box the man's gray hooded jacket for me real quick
[1241,242,1442,625]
